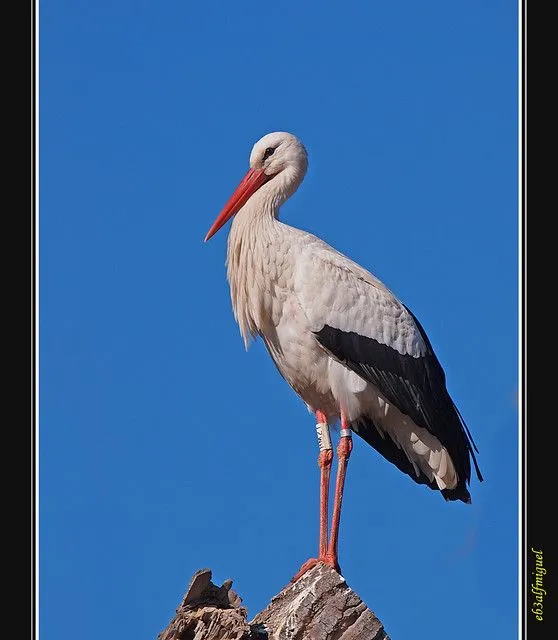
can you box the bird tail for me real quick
[352,415,473,504]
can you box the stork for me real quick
[205,132,482,580]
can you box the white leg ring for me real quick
[316,422,332,452]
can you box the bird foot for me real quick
[290,555,341,583]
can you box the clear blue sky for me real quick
[39,2,518,638]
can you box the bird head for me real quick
[205,132,308,241]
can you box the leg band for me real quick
[316,422,332,452]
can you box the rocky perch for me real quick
[158,565,389,640]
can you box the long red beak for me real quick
[205,168,273,242]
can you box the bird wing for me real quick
[293,237,481,480]
[293,237,429,361]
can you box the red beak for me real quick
[205,168,273,242]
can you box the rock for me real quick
[158,565,389,640]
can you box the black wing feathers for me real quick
[314,306,482,502]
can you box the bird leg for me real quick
[324,414,353,573]
[316,412,333,558]
[291,411,333,582]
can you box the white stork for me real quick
[205,131,482,580]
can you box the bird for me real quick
[204,131,483,580]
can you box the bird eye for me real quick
[263,147,276,161]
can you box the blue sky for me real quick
[39,2,518,639]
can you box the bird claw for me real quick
[290,556,341,583]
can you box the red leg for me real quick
[324,413,352,573]
[318,447,333,558]
[291,411,333,582]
